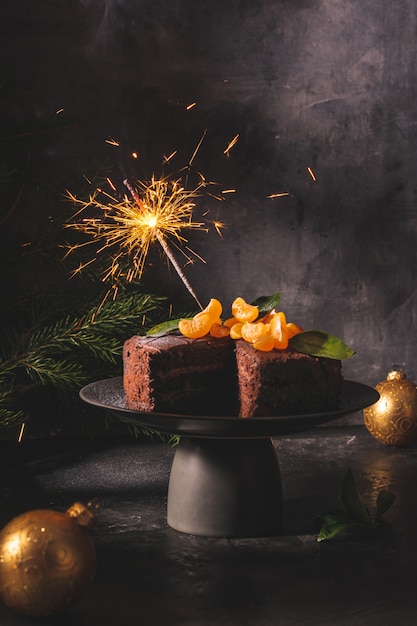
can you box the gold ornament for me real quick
[0,502,96,618]
[363,369,417,446]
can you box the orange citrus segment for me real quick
[210,323,230,338]
[286,322,304,339]
[195,298,223,323]
[229,322,243,339]
[270,311,289,349]
[241,321,269,344]
[178,314,212,339]
[178,297,302,350]
[231,297,259,323]
[253,335,275,352]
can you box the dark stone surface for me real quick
[0,425,416,624]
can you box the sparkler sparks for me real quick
[65,173,220,308]
[162,151,177,165]
[307,166,317,181]
[267,192,290,199]
[224,134,239,157]
[105,137,120,147]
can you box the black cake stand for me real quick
[80,377,379,538]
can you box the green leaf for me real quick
[317,519,353,542]
[289,330,355,360]
[146,318,181,336]
[374,489,395,524]
[317,510,352,541]
[341,468,373,527]
[252,292,281,315]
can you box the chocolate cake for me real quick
[235,339,343,417]
[123,333,343,418]
[123,334,238,416]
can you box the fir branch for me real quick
[23,355,87,388]
[0,407,25,429]
[0,288,166,434]
[1,292,162,371]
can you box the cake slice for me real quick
[235,339,343,418]
[123,334,238,416]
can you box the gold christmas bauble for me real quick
[0,502,96,618]
[363,369,417,446]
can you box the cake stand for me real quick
[80,378,379,538]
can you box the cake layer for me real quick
[123,334,238,416]
[235,340,343,418]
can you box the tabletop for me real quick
[0,424,416,625]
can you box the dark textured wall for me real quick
[2,0,417,387]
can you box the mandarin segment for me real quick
[223,317,239,329]
[286,322,304,339]
[210,323,230,338]
[177,295,303,351]
[178,313,212,338]
[253,335,275,352]
[229,322,243,339]
[231,297,259,323]
[195,298,223,322]
[241,321,269,344]
[270,311,289,349]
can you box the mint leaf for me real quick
[317,469,395,542]
[341,468,373,527]
[317,510,351,541]
[289,330,355,360]
[317,520,353,542]
[374,489,395,525]
[252,292,281,315]
[146,319,181,336]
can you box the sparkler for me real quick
[123,177,203,308]
[65,172,220,309]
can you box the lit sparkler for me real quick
[123,177,204,307]
[65,173,220,308]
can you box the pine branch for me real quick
[24,355,87,388]
[1,292,163,369]
[0,287,166,430]
[0,407,25,429]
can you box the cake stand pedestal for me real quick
[167,436,282,536]
[80,378,379,538]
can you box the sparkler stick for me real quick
[123,179,203,309]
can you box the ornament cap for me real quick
[387,369,406,381]
[66,501,97,530]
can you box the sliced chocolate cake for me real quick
[123,334,238,416]
[235,339,343,417]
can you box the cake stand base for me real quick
[167,436,282,537]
